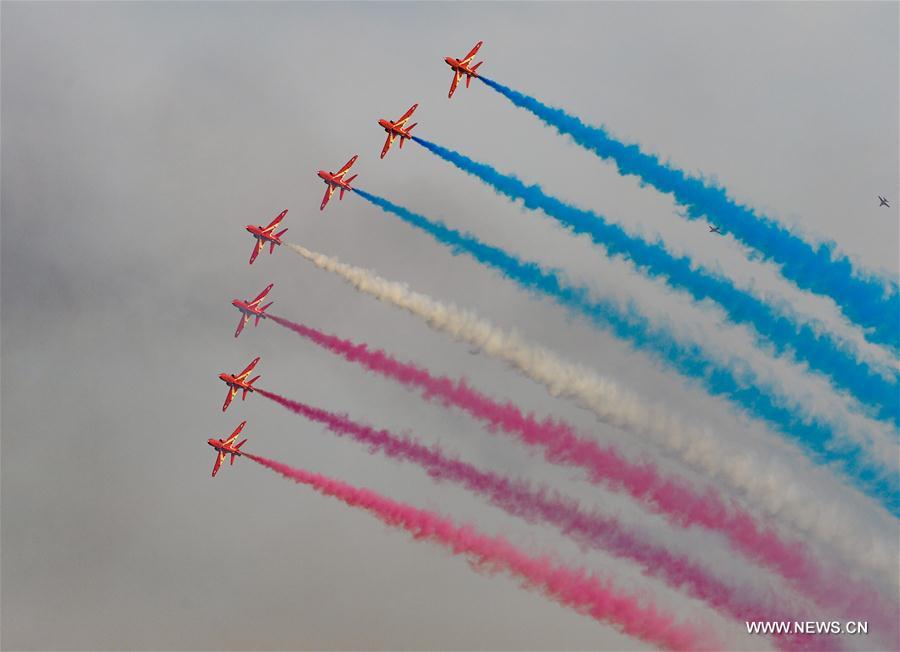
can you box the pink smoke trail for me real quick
[245,450,719,651]
[257,387,832,651]
[268,314,894,638]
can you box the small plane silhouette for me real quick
[708,225,722,234]
[878,195,890,207]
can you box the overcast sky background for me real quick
[2,2,898,650]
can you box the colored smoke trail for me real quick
[352,189,896,514]
[256,386,837,651]
[412,135,898,427]
[478,75,899,351]
[266,317,892,632]
[245,451,718,651]
[284,241,897,582]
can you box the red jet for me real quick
[317,155,358,210]
[247,209,288,264]
[445,41,483,99]
[378,104,418,159]
[232,283,274,338]
[219,356,261,412]
[208,421,248,477]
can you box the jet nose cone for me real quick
[444,56,454,65]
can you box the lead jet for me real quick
[208,421,248,477]
[247,209,288,264]
[879,195,890,207]
[317,155,358,210]
[232,283,274,338]
[378,104,418,159]
[445,41,484,99]
[708,225,722,234]
[219,356,261,412]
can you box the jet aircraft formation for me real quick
[212,42,490,476]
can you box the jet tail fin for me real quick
[231,439,247,463]
[243,376,261,399]
[275,228,288,239]
[406,123,417,132]
[256,302,273,325]
[340,174,358,199]
[471,61,483,73]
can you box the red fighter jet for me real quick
[445,41,483,99]
[378,104,418,159]
[219,356,261,411]
[247,209,288,264]
[232,283,274,338]
[208,421,248,477]
[317,155,358,210]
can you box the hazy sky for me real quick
[2,2,897,650]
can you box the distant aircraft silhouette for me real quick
[708,225,722,234]
[878,195,890,207]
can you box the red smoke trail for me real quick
[268,314,892,636]
[257,387,831,651]
[245,450,719,651]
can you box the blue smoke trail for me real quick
[412,136,899,428]
[478,75,900,353]
[354,187,898,515]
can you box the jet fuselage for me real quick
[379,118,413,138]
[232,300,266,319]
[219,372,254,391]
[246,225,283,245]
[318,170,353,190]
[445,57,479,77]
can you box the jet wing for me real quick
[335,155,358,179]
[212,450,226,477]
[222,421,246,446]
[321,185,336,210]
[395,104,418,127]
[449,70,462,98]
[460,41,483,65]
[266,209,288,230]
[249,283,274,306]
[249,238,263,265]
[235,314,250,338]
[223,386,239,412]
[229,421,247,441]
[381,133,396,159]
[237,357,261,380]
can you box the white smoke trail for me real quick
[286,242,896,584]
